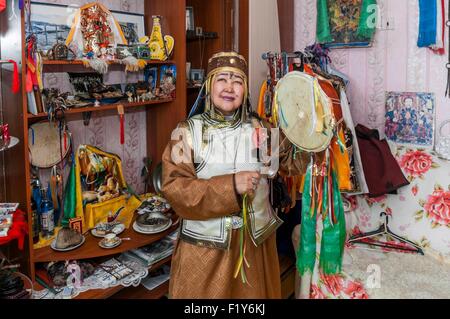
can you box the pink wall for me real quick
[294,0,448,135]
[294,0,450,257]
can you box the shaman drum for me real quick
[28,121,71,168]
[275,71,334,153]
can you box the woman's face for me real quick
[211,72,245,115]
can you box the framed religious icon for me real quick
[186,6,194,31]
[385,92,436,147]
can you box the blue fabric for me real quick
[418,0,437,47]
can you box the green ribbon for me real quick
[296,166,346,275]
[320,169,346,274]
[62,160,77,227]
[357,0,378,39]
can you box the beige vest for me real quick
[180,113,282,249]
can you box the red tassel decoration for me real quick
[8,60,19,93]
[117,105,125,145]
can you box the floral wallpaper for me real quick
[294,0,450,257]
[34,0,147,194]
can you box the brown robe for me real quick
[161,119,308,299]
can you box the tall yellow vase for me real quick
[146,15,174,61]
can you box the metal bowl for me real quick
[136,211,170,232]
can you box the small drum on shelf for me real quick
[28,121,71,168]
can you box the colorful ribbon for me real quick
[296,161,346,276]
[234,194,252,284]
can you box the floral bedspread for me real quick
[345,143,450,257]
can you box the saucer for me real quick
[91,223,125,238]
[98,237,122,249]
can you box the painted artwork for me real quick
[317,0,377,48]
[385,92,435,147]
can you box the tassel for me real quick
[8,60,19,93]
[117,104,125,145]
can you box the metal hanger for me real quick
[347,212,424,255]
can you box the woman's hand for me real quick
[234,171,261,196]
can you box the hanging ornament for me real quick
[66,2,127,58]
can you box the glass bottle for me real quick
[40,187,54,238]
[31,198,40,244]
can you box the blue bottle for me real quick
[40,187,55,238]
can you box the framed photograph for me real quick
[30,2,145,52]
[190,69,204,83]
[144,67,158,91]
[385,92,435,147]
[186,6,194,31]
[29,2,75,52]
[113,12,145,45]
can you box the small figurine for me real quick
[126,91,133,103]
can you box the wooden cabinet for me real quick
[0,0,187,299]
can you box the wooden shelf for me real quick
[75,256,172,299]
[43,59,175,66]
[110,279,169,299]
[27,98,174,120]
[34,255,172,299]
[33,215,179,263]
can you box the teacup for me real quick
[103,233,119,246]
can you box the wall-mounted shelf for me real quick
[27,98,174,121]
[186,33,219,42]
[0,136,19,152]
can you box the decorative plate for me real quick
[50,236,85,252]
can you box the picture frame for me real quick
[30,2,145,52]
[144,67,158,91]
[385,92,436,147]
[113,11,145,45]
[186,6,194,31]
[190,69,204,83]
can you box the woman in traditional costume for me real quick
[161,52,309,298]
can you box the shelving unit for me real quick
[27,98,174,121]
[0,0,187,299]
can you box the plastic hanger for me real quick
[347,212,424,255]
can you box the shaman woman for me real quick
[162,52,308,298]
